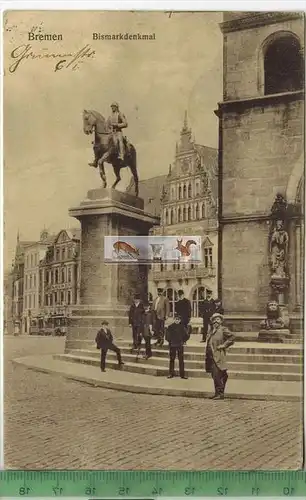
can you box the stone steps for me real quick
[69,347,302,364]
[55,353,301,381]
[115,339,303,355]
[68,349,302,375]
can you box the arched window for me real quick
[61,269,65,283]
[188,184,192,198]
[264,33,303,95]
[192,286,206,317]
[195,203,199,219]
[177,207,181,222]
[166,288,178,317]
[170,209,174,225]
[184,206,188,221]
[202,203,206,219]
[178,186,182,199]
[188,206,192,220]
[183,184,187,198]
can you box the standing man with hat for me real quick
[106,101,128,161]
[205,313,235,400]
[152,288,170,347]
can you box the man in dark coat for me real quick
[128,293,145,350]
[95,320,124,372]
[141,302,154,359]
[175,289,191,330]
[205,313,235,400]
[165,313,189,379]
[200,289,215,342]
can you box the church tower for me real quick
[217,12,304,332]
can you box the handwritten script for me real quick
[9,44,95,73]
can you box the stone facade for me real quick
[148,114,218,321]
[39,228,81,334]
[217,12,304,331]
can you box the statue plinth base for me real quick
[66,188,159,353]
[258,329,290,343]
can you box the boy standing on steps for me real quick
[95,320,124,372]
[165,313,189,379]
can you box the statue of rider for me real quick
[107,102,128,161]
[88,102,128,168]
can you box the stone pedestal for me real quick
[65,188,159,352]
[258,329,290,343]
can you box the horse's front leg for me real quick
[111,163,121,190]
[97,159,107,188]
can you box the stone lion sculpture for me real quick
[260,300,286,330]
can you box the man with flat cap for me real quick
[152,288,170,347]
[166,313,189,379]
[205,313,235,400]
[106,101,128,161]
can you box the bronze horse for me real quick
[83,109,139,197]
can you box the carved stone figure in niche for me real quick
[260,300,287,330]
[271,193,288,220]
[269,220,289,277]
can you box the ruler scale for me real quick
[0,471,306,497]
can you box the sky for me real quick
[4,10,223,268]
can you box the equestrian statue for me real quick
[83,102,139,197]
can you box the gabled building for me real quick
[148,113,219,319]
[39,228,81,333]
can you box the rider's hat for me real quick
[111,101,119,108]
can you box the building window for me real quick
[60,291,65,304]
[68,267,72,283]
[183,184,187,198]
[264,33,303,95]
[62,247,66,260]
[195,203,199,219]
[29,274,32,289]
[192,286,206,317]
[195,183,199,196]
[170,209,173,225]
[61,269,65,283]
[204,247,213,267]
[33,295,35,308]
[188,206,192,220]
[202,203,206,218]
[56,248,60,261]
[33,274,36,287]
[184,206,188,221]
[68,247,72,259]
[30,254,33,267]
[166,288,178,317]
[55,269,59,284]
[188,184,192,198]
[50,294,53,306]
[24,296,27,309]
[177,207,181,222]
[29,295,32,308]
[45,294,48,306]
[178,186,182,199]
[25,275,28,290]
[67,290,71,305]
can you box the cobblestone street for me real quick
[4,337,303,470]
